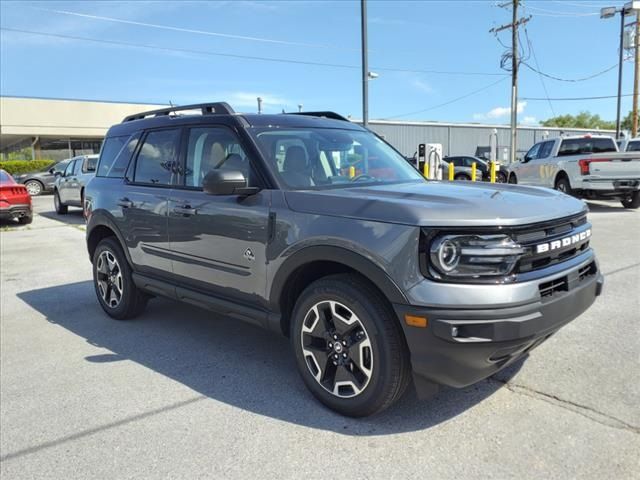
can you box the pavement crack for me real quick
[491,378,639,434]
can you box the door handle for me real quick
[173,206,198,216]
[117,198,134,208]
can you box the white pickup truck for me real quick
[617,137,640,152]
[507,135,640,209]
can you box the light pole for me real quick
[361,0,369,127]
[601,2,639,138]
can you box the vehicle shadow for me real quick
[37,209,86,225]
[585,201,632,213]
[17,281,523,436]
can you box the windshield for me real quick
[49,160,70,173]
[250,127,424,189]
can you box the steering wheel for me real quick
[351,174,376,182]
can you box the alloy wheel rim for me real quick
[300,300,373,398]
[26,182,41,195]
[96,251,123,308]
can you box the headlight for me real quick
[429,234,524,280]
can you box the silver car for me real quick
[53,154,98,214]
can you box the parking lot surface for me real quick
[1,195,639,479]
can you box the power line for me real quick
[33,7,356,51]
[0,27,508,77]
[522,93,633,101]
[523,27,555,116]
[384,76,509,119]
[525,6,599,17]
[521,61,620,82]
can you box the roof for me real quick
[107,111,363,137]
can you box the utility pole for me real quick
[633,12,639,137]
[616,9,625,138]
[490,1,530,164]
[361,0,369,127]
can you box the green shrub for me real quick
[0,160,55,176]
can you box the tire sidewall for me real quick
[291,279,402,416]
[92,238,136,319]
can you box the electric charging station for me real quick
[416,143,442,179]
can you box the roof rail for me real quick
[287,111,350,122]
[122,102,235,123]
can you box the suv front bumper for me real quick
[394,250,603,390]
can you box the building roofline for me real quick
[1,95,167,107]
[362,118,616,133]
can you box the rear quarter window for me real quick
[557,138,616,156]
[97,134,141,178]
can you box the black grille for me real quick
[515,213,591,274]
[539,277,568,298]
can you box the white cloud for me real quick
[522,116,538,125]
[473,101,527,120]
[412,79,433,94]
[223,92,291,112]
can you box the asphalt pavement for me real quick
[1,195,638,479]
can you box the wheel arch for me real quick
[86,214,131,265]
[554,170,571,187]
[269,246,408,337]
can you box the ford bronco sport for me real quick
[85,103,604,417]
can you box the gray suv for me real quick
[85,103,603,417]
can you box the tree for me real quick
[541,111,616,130]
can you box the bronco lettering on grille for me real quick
[535,229,591,254]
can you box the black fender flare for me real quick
[86,211,132,265]
[268,245,409,310]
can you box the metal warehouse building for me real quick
[364,120,616,161]
[1,96,615,162]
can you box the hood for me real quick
[284,181,587,227]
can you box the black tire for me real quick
[508,173,517,184]
[92,237,149,320]
[554,176,573,196]
[24,180,43,196]
[455,173,471,181]
[18,215,33,225]
[54,190,68,214]
[496,171,508,183]
[621,191,640,209]
[291,274,411,417]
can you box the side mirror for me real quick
[202,169,258,196]
[54,171,62,177]
[522,156,530,163]
[49,168,55,174]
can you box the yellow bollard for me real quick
[490,161,496,183]
[422,162,429,179]
[349,166,355,178]
[448,161,454,181]
[471,162,477,181]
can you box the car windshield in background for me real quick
[626,140,640,152]
[250,128,424,189]
[0,170,11,182]
[557,137,616,156]
[51,160,69,173]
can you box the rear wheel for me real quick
[554,176,573,196]
[291,274,410,417]
[25,180,43,196]
[455,173,471,181]
[54,190,68,214]
[93,237,148,320]
[18,214,33,225]
[621,191,640,209]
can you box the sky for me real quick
[0,0,632,125]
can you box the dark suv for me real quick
[85,103,603,417]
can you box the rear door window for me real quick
[133,129,181,186]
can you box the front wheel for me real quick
[455,173,471,181]
[621,191,640,209]
[508,173,517,184]
[291,274,410,417]
[54,190,68,214]
[93,237,149,320]
[496,171,508,183]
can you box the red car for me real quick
[0,169,33,224]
